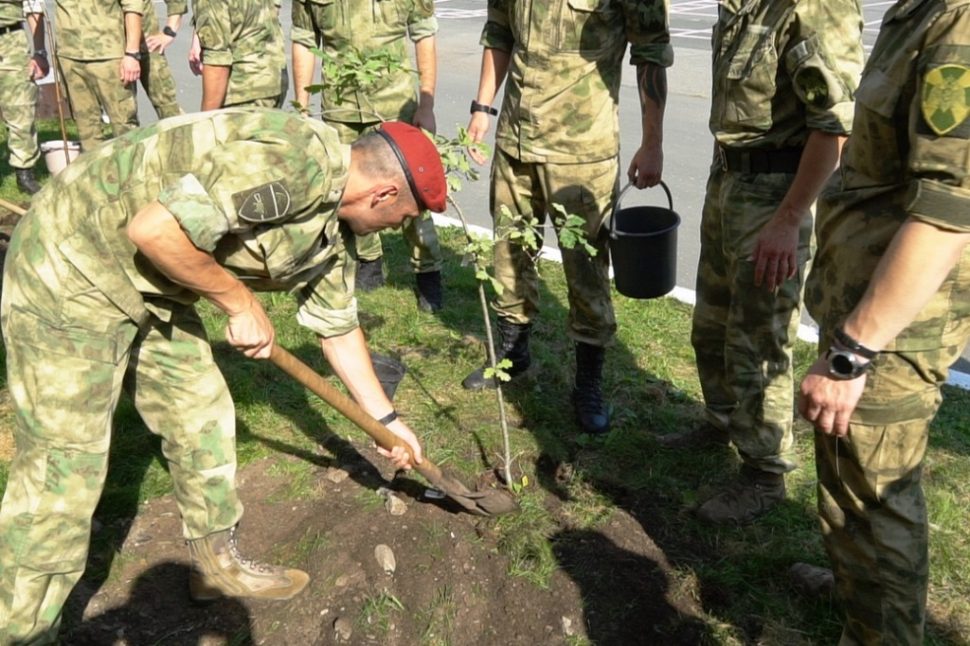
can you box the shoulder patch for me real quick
[921,64,970,136]
[233,182,293,223]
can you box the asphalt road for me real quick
[107,0,969,379]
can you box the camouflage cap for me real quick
[377,122,447,213]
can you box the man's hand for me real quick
[413,103,436,135]
[467,112,491,165]
[752,209,803,291]
[146,32,175,53]
[28,54,49,81]
[627,142,662,188]
[188,32,203,76]
[376,419,424,470]
[225,293,275,359]
[798,356,867,437]
[120,55,140,83]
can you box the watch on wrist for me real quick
[833,326,878,359]
[124,50,142,61]
[826,347,871,380]
[33,48,47,58]
[470,99,498,116]
[162,25,177,38]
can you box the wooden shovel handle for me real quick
[0,198,27,217]
[269,344,423,468]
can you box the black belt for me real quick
[717,146,803,174]
[0,23,22,37]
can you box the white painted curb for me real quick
[432,213,970,391]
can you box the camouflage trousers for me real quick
[0,221,243,643]
[139,51,182,119]
[224,68,288,110]
[814,327,970,645]
[0,28,39,169]
[691,164,811,474]
[329,119,442,273]
[490,149,617,346]
[57,56,138,152]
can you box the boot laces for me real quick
[227,527,275,574]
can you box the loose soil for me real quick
[58,446,708,645]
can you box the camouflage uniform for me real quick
[482,0,672,346]
[806,1,970,641]
[291,0,441,274]
[139,0,186,119]
[0,108,357,643]
[0,0,42,172]
[53,0,141,151]
[194,0,287,108]
[691,0,863,473]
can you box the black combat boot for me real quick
[15,168,40,195]
[414,270,443,312]
[461,318,531,390]
[355,257,385,291]
[572,342,610,435]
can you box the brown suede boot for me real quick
[187,526,309,601]
[696,466,785,524]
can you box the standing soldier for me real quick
[0,109,445,643]
[291,0,445,312]
[139,0,186,119]
[0,0,48,194]
[52,0,142,151]
[681,0,864,524]
[193,0,287,110]
[799,0,970,641]
[461,0,672,435]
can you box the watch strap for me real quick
[470,99,498,116]
[163,25,177,38]
[834,327,878,359]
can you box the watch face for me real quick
[831,353,854,376]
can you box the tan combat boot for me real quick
[187,526,310,601]
[696,466,786,524]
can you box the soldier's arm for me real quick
[120,10,142,83]
[412,36,436,133]
[201,64,230,110]
[127,200,276,359]
[292,42,316,111]
[466,47,510,164]
[24,10,48,79]
[626,61,666,188]
[145,1,184,53]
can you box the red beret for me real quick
[377,121,448,213]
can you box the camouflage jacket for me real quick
[142,0,187,37]
[807,0,970,351]
[482,0,673,164]
[194,0,285,105]
[710,0,864,149]
[24,109,362,338]
[0,1,43,25]
[54,0,143,61]
[291,0,437,124]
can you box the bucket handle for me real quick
[609,180,674,237]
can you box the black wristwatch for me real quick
[826,348,871,380]
[124,50,143,61]
[163,25,177,38]
[470,99,498,116]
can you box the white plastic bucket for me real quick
[40,140,81,175]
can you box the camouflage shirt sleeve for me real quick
[480,0,514,52]
[906,4,970,233]
[407,0,438,42]
[291,0,318,49]
[165,0,188,16]
[621,0,673,68]
[785,0,863,135]
[296,226,359,338]
[121,0,143,15]
[195,0,233,66]
[22,0,43,15]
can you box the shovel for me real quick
[269,345,519,517]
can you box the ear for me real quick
[370,184,400,207]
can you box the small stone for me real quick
[324,467,350,484]
[562,616,575,637]
[374,544,396,574]
[333,617,353,642]
[385,494,408,516]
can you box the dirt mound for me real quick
[58,448,706,645]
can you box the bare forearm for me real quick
[123,11,142,52]
[475,47,510,106]
[26,13,44,49]
[636,62,666,149]
[842,220,970,351]
[318,329,395,419]
[201,64,230,110]
[414,36,436,109]
[127,201,252,314]
[291,42,316,109]
[775,130,844,225]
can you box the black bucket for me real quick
[608,181,680,299]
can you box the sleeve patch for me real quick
[233,182,293,223]
[922,64,970,136]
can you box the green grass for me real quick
[0,118,79,205]
[1,175,969,641]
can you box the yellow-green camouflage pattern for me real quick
[482,0,673,164]
[807,1,970,643]
[53,0,143,61]
[0,23,39,169]
[292,0,437,123]
[58,56,138,151]
[490,149,618,345]
[139,0,182,119]
[709,0,864,148]
[0,0,42,25]
[194,0,287,107]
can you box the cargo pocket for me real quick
[724,27,777,130]
[558,0,616,52]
